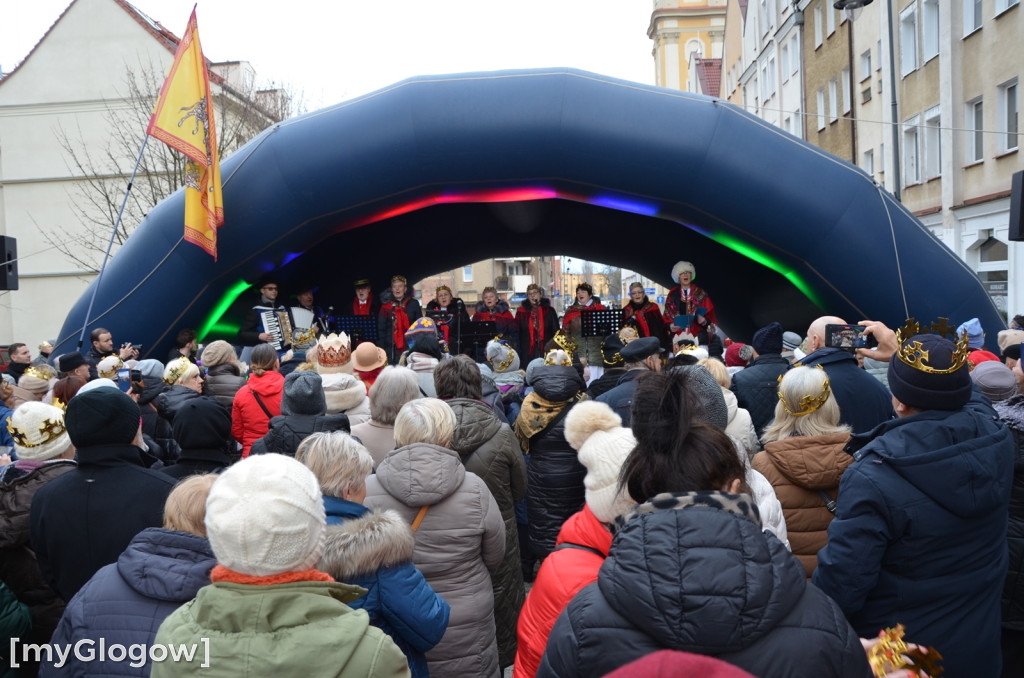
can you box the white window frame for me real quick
[793,107,802,139]
[995,0,1020,16]
[828,77,838,122]
[814,5,823,48]
[792,36,801,75]
[768,54,777,96]
[860,50,872,82]
[463,266,473,283]
[967,97,984,163]
[900,5,919,77]
[903,115,922,185]
[922,0,939,62]
[816,88,826,131]
[826,3,835,36]
[923,105,941,179]
[782,43,790,83]
[841,67,851,114]
[964,0,983,34]
[863,148,875,177]
[998,79,1019,152]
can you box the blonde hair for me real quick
[761,366,851,443]
[296,432,374,498]
[164,359,199,386]
[394,398,456,448]
[697,357,731,389]
[164,474,218,537]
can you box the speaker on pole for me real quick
[0,236,17,291]
[1010,170,1024,242]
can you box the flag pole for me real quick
[77,134,150,351]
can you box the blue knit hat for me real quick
[956,318,985,350]
[752,321,784,355]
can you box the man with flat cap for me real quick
[596,336,664,426]
[30,386,177,602]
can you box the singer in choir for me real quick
[378,274,422,364]
[472,286,517,346]
[516,283,559,361]
[622,281,670,352]
[425,285,471,353]
[663,260,716,341]
[237,277,294,358]
[351,277,380,317]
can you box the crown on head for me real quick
[317,332,352,367]
[22,366,50,381]
[489,336,517,372]
[97,355,124,379]
[553,329,578,359]
[544,349,573,366]
[6,405,67,449]
[618,325,640,345]
[777,364,832,417]
[163,357,191,385]
[895,317,970,375]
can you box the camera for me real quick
[824,324,878,352]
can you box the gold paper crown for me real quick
[390,275,407,284]
[163,357,191,385]
[6,401,67,449]
[895,317,970,375]
[22,365,50,381]
[490,336,517,372]
[553,329,578,359]
[97,355,124,379]
[777,365,832,417]
[435,285,452,297]
[618,325,640,345]
[544,349,573,366]
[317,333,352,367]
[866,625,944,677]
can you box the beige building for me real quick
[801,1,856,160]
[417,256,557,310]
[650,0,728,92]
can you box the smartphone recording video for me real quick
[824,324,878,352]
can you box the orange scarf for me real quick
[210,565,334,586]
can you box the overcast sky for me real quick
[1,1,657,109]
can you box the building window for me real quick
[903,115,921,184]
[964,0,983,33]
[860,50,872,81]
[792,36,800,75]
[828,78,838,122]
[996,0,1020,15]
[817,88,826,130]
[900,5,919,77]
[814,5,823,47]
[880,143,886,177]
[760,64,768,100]
[782,43,790,83]
[841,68,851,114]
[463,266,473,283]
[922,0,939,61]
[793,107,801,138]
[826,3,835,36]
[863,148,875,177]
[876,40,883,69]
[923,106,941,178]
[967,98,984,163]
[999,79,1019,152]
[980,236,1009,262]
[768,55,777,95]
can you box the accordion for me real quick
[259,309,293,351]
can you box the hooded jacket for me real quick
[994,393,1024,631]
[365,442,505,678]
[796,348,894,434]
[752,432,852,577]
[321,372,371,423]
[41,528,216,677]
[539,492,870,678]
[447,398,527,667]
[249,412,350,457]
[814,393,1014,678]
[231,370,284,456]
[320,498,450,678]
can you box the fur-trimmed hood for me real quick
[320,372,368,415]
[319,509,416,581]
[474,299,511,315]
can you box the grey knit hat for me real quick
[673,365,729,430]
[281,371,327,416]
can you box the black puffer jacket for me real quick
[538,492,871,678]
[995,393,1024,631]
[249,413,351,457]
[519,365,586,561]
[154,385,203,424]
[139,380,178,460]
[730,353,790,437]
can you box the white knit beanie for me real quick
[205,454,326,576]
[564,400,637,524]
[7,401,72,461]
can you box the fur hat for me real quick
[56,352,87,374]
[724,343,751,367]
[998,329,1024,356]
[671,261,696,283]
[281,371,327,416]
[486,339,520,373]
[7,401,72,461]
[752,321,784,355]
[676,365,729,430]
[970,361,1018,403]
[65,387,140,448]
[956,318,985,350]
[314,333,353,375]
[96,355,124,380]
[205,454,326,576]
[352,342,388,372]
[564,401,636,524]
[888,334,972,411]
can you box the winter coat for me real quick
[729,353,790,437]
[152,579,411,678]
[515,298,559,362]
[322,372,372,424]
[30,444,177,602]
[663,283,717,336]
[447,398,527,667]
[478,366,512,426]
[723,387,759,462]
[539,491,871,678]
[365,442,506,678]
[752,432,852,578]
[378,290,423,364]
[350,421,397,468]
[623,298,670,351]
[425,298,472,353]
[514,505,611,678]
[237,299,293,348]
[797,348,894,434]
[403,353,438,398]
[561,298,606,367]
[473,300,518,350]
[161,448,232,480]
[814,392,1014,678]
[0,580,30,678]
[203,363,246,408]
[995,394,1024,631]
[0,460,75,652]
[585,367,626,399]
[249,412,350,457]
[138,380,179,460]
[154,385,204,424]
[231,370,284,456]
[40,528,216,677]
[595,369,645,427]
[519,365,587,561]
[320,497,450,678]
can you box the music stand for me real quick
[464,320,498,362]
[580,309,624,339]
[426,309,468,355]
[331,316,378,345]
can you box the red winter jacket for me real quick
[231,370,284,457]
[513,504,612,678]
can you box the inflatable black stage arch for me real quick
[57,68,1004,358]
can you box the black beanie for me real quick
[65,387,141,448]
[887,334,972,411]
[752,321,784,355]
[172,398,231,450]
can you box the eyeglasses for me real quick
[262,286,278,291]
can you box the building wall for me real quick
[650,1,728,92]
[802,0,855,161]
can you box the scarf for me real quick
[514,391,584,453]
[385,298,411,350]
[528,304,546,357]
[614,490,761,532]
[405,352,439,373]
[353,298,372,316]
[625,299,652,337]
[210,565,334,586]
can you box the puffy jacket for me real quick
[585,367,626,399]
[729,353,790,437]
[153,579,411,678]
[595,370,645,426]
[365,442,505,678]
[0,580,30,678]
[40,528,215,677]
[994,394,1024,631]
[249,412,350,457]
[203,363,246,408]
[231,370,284,456]
[539,491,871,678]
[723,387,759,462]
[349,421,397,468]
[796,348,894,434]
[322,372,371,424]
[138,380,178,460]
[320,497,450,678]
[752,432,852,578]
[518,365,587,560]
[814,393,1014,678]
[514,505,611,678]
[447,398,527,667]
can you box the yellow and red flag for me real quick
[146,8,223,259]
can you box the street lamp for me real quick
[834,0,901,200]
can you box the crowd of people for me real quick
[1,262,1022,677]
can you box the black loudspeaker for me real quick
[0,236,16,291]
[1010,170,1024,242]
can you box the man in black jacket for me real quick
[596,337,664,427]
[237,278,293,357]
[30,386,176,602]
[730,321,791,438]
